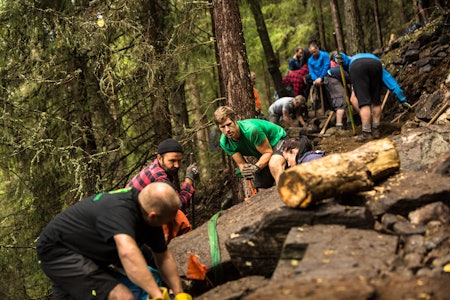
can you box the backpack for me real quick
[297,150,326,164]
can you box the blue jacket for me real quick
[308,50,330,81]
[337,53,406,102]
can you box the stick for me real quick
[380,90,390,113]
[332,32,356,135]
[320,111,334,135]
[247,179,257,197]
[390,101,420,123]
[427,101,449,126]
[310,87,317,117]
[319,85,325,116]
[189,153,196,228]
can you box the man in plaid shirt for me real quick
[127,138,198,243]
[282,64,309,97]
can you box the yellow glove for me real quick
[174,293,193,300]
[147,287,170,300]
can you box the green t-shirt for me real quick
[220,119,287,158]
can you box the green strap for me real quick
[208,210,223,284]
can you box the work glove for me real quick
[185,163,200,181]
[147,287,170,300]
[241,164,260,178]
[400,101,412,110]
[174,293,193,300]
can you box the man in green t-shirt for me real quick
[213,106,289,190]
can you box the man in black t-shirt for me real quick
[36,181,191,300]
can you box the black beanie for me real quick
[157,138,184,154]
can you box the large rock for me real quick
[271,225,398,281]
[226,202,374,278]
[169,188,285,280]
[363,171,450,217]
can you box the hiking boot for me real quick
[372,127,381,139]
[354,131,373,142]
[335,126,347,137]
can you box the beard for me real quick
[163,164,179,177]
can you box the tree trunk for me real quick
[316,0,328,51]
[343,0,365,54]
[373,0,383,49]
[70,56,102,195]
[278,138,400,208]
[171,80,191,140]
[247,0,284,97]
[329,0,346,52]
[398,0,408,25]
[188,74,211,181]
[141,0,173,142]
[210,0,254,118]
[210,0,254,202]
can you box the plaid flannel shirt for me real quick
[127,158,194,209]
[282,65,309,96]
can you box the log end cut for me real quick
[278,170,311,208]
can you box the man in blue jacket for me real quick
[308,42,332,112]
[334,52,412,141]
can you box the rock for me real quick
[364,171,450,217]
[271,225,398,281]
[393,221,427,235]
[225,202,374,277]
[403,235,427,255]
[408,201,450,225]
[390,127,450,172]
[196,276,267,300]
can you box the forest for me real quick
[0,0,441,298]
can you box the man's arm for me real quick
[253,137,273,169]
[282,109,295,127]
[153,251,184,295]
[114,234,163,298]
[231,152,248,171]
[296,113,307,127]
[179,181,194,209]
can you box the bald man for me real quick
[36,182,190,300]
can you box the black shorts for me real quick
[39,247,119,300]
[272,136,290,156]
[324,75,347,110]
[253,165,274,189]
[350,58,382,108]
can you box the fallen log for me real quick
[278,138,400,208]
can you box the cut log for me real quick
[278,138,400,208]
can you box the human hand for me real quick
[241,164,260,178]
[185,163,199,181]
[174,293,193,300]
[147,287,170,300]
